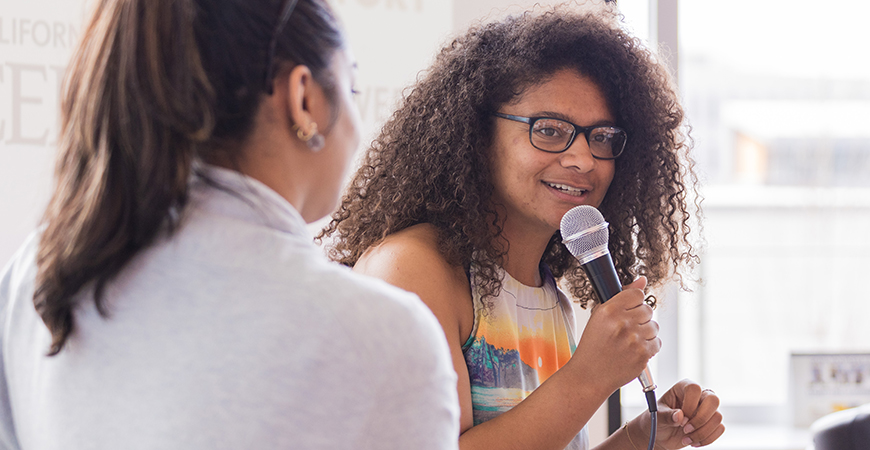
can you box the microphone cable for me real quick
[645,389,657,450]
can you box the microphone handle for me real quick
[582,253,622,302]
[582,254,657,393]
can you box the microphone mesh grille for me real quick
[560,205,610,261]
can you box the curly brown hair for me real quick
[319,4,700,308]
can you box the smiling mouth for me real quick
[544,181,587,197]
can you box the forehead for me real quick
[506,69,614,123]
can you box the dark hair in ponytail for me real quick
[35,0,344,355]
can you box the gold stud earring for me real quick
[294,123,325,152]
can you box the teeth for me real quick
[545,182,586,195]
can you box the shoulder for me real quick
[316,258,429,323]
[295,240,442,338]
[353,223,473,343]
[1,230,41,313]
[353,223,461,280]
[357,223,441,262]
[354,223,469,302]
[311,258,458,392]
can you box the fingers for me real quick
[685,389,719,430]
[611,281,660,359]
[576,277,659,389]
[623,275,647,291]
[655,407,684,430]
[639,317,659,341]
[681,387,724,447]
[671,409,684,426]
[684,416,725,447]
[606,281,653,320]
[657,380,726,447]
[679,383,703,419]
[597,287,659,355]
[616,289,658,345]
[697,422,726,446]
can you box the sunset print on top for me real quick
[462,265,579,425]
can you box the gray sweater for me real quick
[0,165,459,450]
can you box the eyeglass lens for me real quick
[531,118,625,158]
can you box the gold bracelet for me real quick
[622,422,640,450]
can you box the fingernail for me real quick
[682,437,693,446]
[672,411,680,422]
[692,444,702,448]
[684,424,695,434]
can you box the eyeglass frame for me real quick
[492,112,627,160]
[264,0,301,95]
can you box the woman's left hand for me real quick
[628,379,725,449]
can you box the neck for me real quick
[214,103,314,220]
[497,222,555,288]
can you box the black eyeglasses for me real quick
[492,112,627,159]
[264,0,300,95]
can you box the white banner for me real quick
[0,0,452,265]
[0,0,88,266]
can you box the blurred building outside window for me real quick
[619,1,870,446]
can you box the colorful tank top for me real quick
[462,265,589,450]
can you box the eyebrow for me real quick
[533,110,617,127]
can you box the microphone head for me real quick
[560,205,610,264]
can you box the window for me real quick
[619,0,870,439]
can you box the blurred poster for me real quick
[791,353,870,427]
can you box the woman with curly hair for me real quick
[320,4,724,450]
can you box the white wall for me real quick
[0,0,89,268]
[332,0,453,142]
[0,0,455,267]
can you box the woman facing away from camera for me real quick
[320,5,724,450]
[0,0,459,448]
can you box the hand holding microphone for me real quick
[573,276,660,390]
[561,205,660,450]
[560,205,658,393]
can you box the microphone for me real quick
[560,205,656,393]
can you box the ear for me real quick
[282,65,329,138]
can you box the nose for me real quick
[559,135,596,173]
